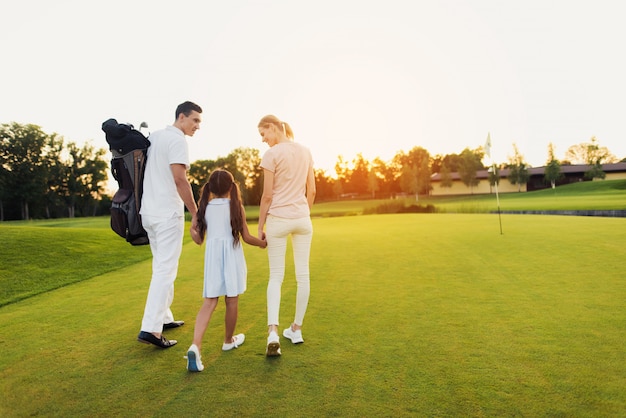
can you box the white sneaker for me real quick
[222,333,245,351]
[266,332,281,356]
[283,326,304,344]
[185,344,204,372]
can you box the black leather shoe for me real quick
[137,331,177,348]
[163,320,185,330]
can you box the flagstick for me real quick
[493,162,503,235]
[485,132,503,235]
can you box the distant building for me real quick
[430,163,626,196]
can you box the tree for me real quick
[188,147,262,206]
[430,155,444,176]
[314,169,334,201]
[0,149,6,220]
[506,143,530,192]
[0,123,49,219]
[416,157,431,195]
[59,142,108,217]
[439,163,453,188]
[399,164,419,200]
[332,178,344,199]
[78,144,108,216]
[189,159,221,193]
[440,153,463,173]
[584,163,606,180]
[346,153,369,194]
[457,148,482,193]
[230,147,262,205]
[544,142,563,189]
[565,137,615,180]
[333,155,349,190]
[371,157,398,198]
[0,123,108,220]
[367,168,379,199]
[43,135,66,218]
[487,165,500,193]
[565,136,617,166]
[393,146,431,195]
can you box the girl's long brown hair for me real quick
[196,169,244,247]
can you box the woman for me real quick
[257,115,316,356]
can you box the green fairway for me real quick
[311,179,626,216]
[0,222,151,307]
[431,178,626,212]
[0,213,624,416]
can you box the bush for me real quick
[364,202,436,214]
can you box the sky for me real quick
[2,0,625,180]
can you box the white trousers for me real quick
[266,215,313,327]
[140,214,184,333]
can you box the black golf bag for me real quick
[102,118,150,246]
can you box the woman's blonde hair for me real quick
[258,114,294,139]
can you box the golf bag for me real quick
[102,118,150,246]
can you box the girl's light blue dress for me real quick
[202,198,247,298]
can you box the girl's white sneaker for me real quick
[222,334,245,351]
[185,344,204,372]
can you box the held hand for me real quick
[259,238,267,249]
[190,225,202,245]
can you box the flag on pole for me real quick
[484,132,503,234]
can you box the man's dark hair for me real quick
[175,101,202,119]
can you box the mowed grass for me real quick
[0,213,625,416]
[0,220,152,307]
[310,179,626,216]
[427,179,626,212]
[2,180,623,303]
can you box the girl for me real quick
[185,169,266,372]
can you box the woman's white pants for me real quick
[266,215,313,327]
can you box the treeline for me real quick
[0,123,108,220]
[1,122,621,221]
[191,146,488,204]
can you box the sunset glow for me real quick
[1,1,625,176]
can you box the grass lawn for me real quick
[0,221,151,307]
[0,213,625,416]
[427,178,626,212]
[309,179,626,216]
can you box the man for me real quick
[137,101,202,348]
